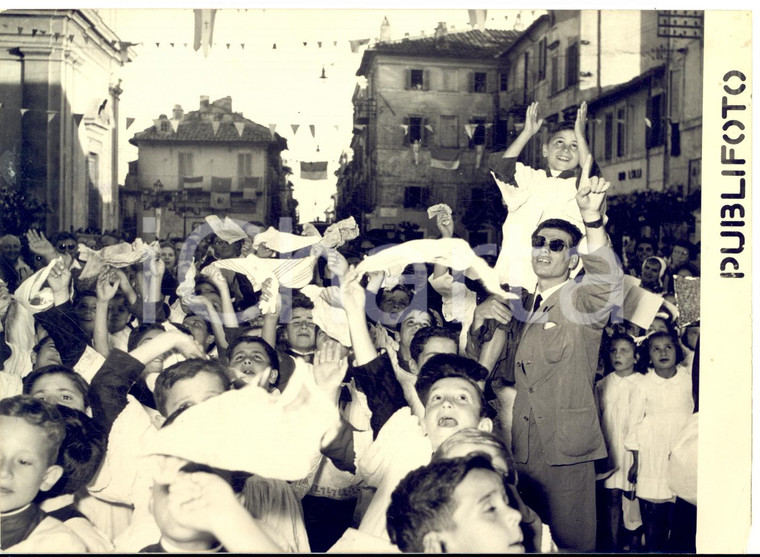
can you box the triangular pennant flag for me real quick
[156,42,160,48]
[273,43,276,49]
[333,41,337,46]
[235,122,245,137]
[73,113,84,127]
[39,29,46,36]
[464,123,476,139]
[241,43,245,50]
[400,124,409,135]
[20,108,29,117]
[334,125,340,132]
[47,111,56,123]
[126,117,135,129]
[303,42,307,47]
[68,35,74,41]
[268,124,277,138]
[54,32,60,40]
[226,43,231,49]
[425,124,434,133]
[318,41,322,48]
[0,102,3,110]
[170,42,175,48]
[291,124,300,135]
[211,120,220,136]
[153,118,162,129]
[32,29,38,37]
[170,119,180,132]
[349,38,370,53]
[309,124,316,138]
[18,27,23,34]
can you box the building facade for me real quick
[338,24,521,244]
[0,9,133,235]
[124,96,291,240]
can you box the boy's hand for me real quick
[325,248,349,278]
[574,101,588,138]
[627,462,638,484]
[165,471,239,534]
[576,154,610,220]
[523,102,544,137]
[201,266,228,290]
[169,329,207,359]
[25,230,57,258]
[313,339,348,394]
[259,278,281,315]
[96,268,119,301]
[340,266,366,312]
[47,260,71,293]
[435,213,454,239]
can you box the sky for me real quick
[101,8,542,223]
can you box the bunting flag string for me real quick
[47,111,57,124]
[268,124,277,137]
[309,125,316,138]
[170,119,180,132]
[291,124,300,135]
[234,121,245,137]
[211,120,221,136]
[126,117,136,130]
[73,113,84,127]
[400,124,409,135]
[20,109,29,117]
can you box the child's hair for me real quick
[533,218,583,248]
[603,332,642,375]
[375,283,414,310]
[193,275,221,297]
[415,354,491,418]
[673,261,700,277]
[386,453,498,552]
[0,395,66,466]
[31,335,56,355]
[22,365,91,409]
[547,119,576,138]
[38,404,105,500]
[681,321,700,351]
[432,427,516,486]
[409,326,458,362]
[226,335,279,371]
[639,330,684,370]
[182,312,214,335]
[128,323,166,352]
[73,289,97,305]
[153,358,230,416]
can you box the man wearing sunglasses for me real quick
[510,155,623,553]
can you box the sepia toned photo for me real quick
[0,5,753,553]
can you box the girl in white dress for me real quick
[596,333,645,550]
[625,330,694,552]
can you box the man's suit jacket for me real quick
[512,243,624,466]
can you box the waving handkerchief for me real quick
[352,238,517,301]
[300,285,351,347]
[426,203,452,221]
[142,358,339,480]
[209,253,316,291]
[78,239,158,280]
[175,258,198,300]
[252,226,322,253]
[205,215,248,244]
[319,216,360,250]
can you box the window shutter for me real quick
[405,69,411,90]
[237,153,245,177]
[466,71,474,93]
[423,69,430,91]
[422,117,429,147]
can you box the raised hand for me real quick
[312,338,348,395]
[574,101,588,138]
[25,230,56,259]
[325,248,349,279]
[523,102,544,137]
[576,154,610,219]
[96,267,119,301]
[47,259,71,293]
[339,266,366,313]
[435,212,454,239]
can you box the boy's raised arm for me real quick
[504,101,543,159]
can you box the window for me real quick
[160,120,171,132]
[500,72,508,91]
[647,94,665,148]
[404,186,428,209]
[472,72,488,93]
[604,113,613,161]
[565,42,579,87]
[408,69,427,90]
[616,107,627,157]
[408,116,424,144]
[537,38,547,81]
[469,117,487,148]
[178,152,194,177]
[550,52,559,94]
[439,115,459,148]
[238,153,253,187]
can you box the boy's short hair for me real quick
[433,428,517,486]
[128,323,166,352]
[409,326,458,362]
[532,218,583,249]
[415,354,490,417]
[193,276,221,296]
[375,283,414,310]
[41,404,105,499]
[226,335,279,371]
[291,290,315,311]
[386,453,497,552]
[672,239,695,258]
[73,289,97,305]
[22,365,91,409]
[32,335,55,354]
[0,395,66,466]
[153,358,230,417]
[547,119,576,138]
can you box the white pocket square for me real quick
[543,321,557,330]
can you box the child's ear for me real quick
[30,351,38,365]
[477,417,494,433]
[422,531,447,553]
[206,334,215,348]
[151,413,166,430]
[568,253,580,271]
[408,359,419,375]
[542,143,549,158]
[39,464,64,493]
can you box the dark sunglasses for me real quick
[58,243,77,251]
[531,236,568,252]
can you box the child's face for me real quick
[194,283,222,312]
[0,416,63,513]
[641,259,662,286]
[183,315,211,348]
[151,480,216,548]
[107,298,131,334]
[410,336,458,375]
[436,468,524,553]
[423,377,490,450]
[33,338,62,370]
[542,129,579,172]
[647,317,669,336]
[229,341,272,377]
[379,289,411,315]
[29,373,86,412]
[636,242,654,264]
[159,246,177,268]
[163,371,227,417]
[610,339,637,373]
[285,307,316,352]
[399,310,432,350]
[74,296,98,333]
[671,245,690,267]
[649,336,677,372]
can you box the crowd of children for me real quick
[1,102,699,553]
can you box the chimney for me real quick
[379,16,391,42]
[172,104,184,120]
[200,95,210,111]
[213,96,232,114]
[434,22,447,39]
